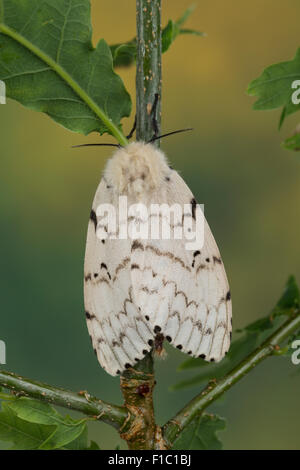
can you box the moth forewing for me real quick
[84,142,232,376]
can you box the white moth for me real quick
[84,142,232,376]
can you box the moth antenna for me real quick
[148,128,193,143]
[72,143,121,149]
[126,115,137,140]
[151,93,159,139]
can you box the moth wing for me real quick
[131,170,232,362]
[84,179,154,376]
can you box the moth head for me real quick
[104,142,170,196]
[72,128,192,196]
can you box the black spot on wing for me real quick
[100,263,111,280]
[192,251,201,268]
[90,210,97,230]
[131,240,144,251]
[191,198,197,220]
[85,311,95,320]
[131,264,140,270]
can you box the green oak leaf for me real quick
[87,440,101,450]
[8,397,66,426]
[39,416,87,450]
[172,414,226,450]
[247,48,300,129]
[162,5,205,54]
[0,402,54,450]
[64,425,90,450]
[110,40,137,68]
[0,0,131,141]
[7,398,88,450]
[111,5,205,68]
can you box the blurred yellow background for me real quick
[1,0,300,449]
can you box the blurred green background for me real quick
[1,0,300,450]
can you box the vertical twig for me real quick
[119,0,163,450]
[136,0,162,143]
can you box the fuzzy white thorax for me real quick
[104,142,170,196]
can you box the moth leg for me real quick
[126,115,137,140]
[154,333,166,357]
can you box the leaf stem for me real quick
[0,370,131,432]
[163,310,300,446]
[0,23,128,146]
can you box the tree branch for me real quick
[0,370,132,433]
[120,358,157,449]
[163,310,300,447]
